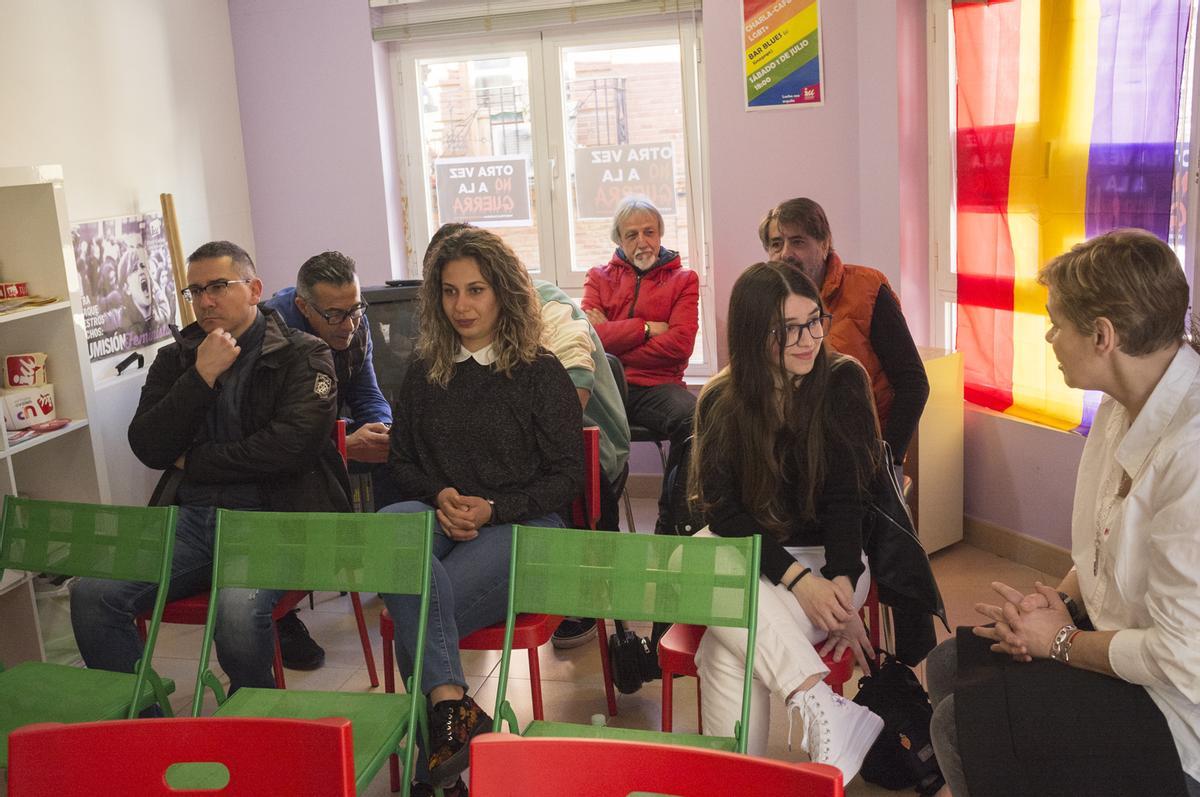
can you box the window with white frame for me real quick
[376,1,715,374]
[925,0,1199,354]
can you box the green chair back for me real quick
[0,496,177,725]
[192,509,434,795]
[495,526,761,752]
[0,496,177,695]
[1,495,176,585]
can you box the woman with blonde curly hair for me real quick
[379,226,583,793]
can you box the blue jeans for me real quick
[377,501,563,693]
[70,506,284,695]
[378,500,562,783]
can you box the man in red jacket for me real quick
[583,197,699,533]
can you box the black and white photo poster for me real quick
[72,214,178,363]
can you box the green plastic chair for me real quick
[0,495,179,769]
[493,525,761,754]
[191,508,434,797]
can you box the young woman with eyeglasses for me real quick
[688,261,885,783]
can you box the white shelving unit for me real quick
[910,347,965,554]
[1,165,111,666]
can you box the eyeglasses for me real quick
[310,301,369,325]
[181,279,253,303]
[775,314,832,347]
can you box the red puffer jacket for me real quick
[582,248,699,388]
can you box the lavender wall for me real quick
[225,1,1088,548]
[703,2,863,362]
[227,0,397,295]
[4,0,255,508]
[228,1,930,337]
[964,408,1084,549]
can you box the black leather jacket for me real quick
[129,307,351,512]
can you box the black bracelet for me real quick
[1058,591,1087,626]
[785,568,811,591]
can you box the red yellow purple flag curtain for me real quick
[953,0,1191,432]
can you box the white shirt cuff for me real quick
[1108,627,1154,684]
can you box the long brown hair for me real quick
[690,262,881,540]
[416,228,542,387]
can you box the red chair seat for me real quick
[8,717,358,797]
[468,734,845,796]
[460,613,561,651]
[154,590,306,624]
[658,610,864,734]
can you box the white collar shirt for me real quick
[453,343,497,366]
[1071,344,1200,780]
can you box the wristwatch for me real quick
[485,498,496,520]
[643,321,651,342]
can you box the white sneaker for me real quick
[788,681,884,784]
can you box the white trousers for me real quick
[693,529,871,755]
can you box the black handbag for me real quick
[607,620,660,695]
[853,651,946,795]
[863,443,949,664]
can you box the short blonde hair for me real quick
[1037,229,1189,356]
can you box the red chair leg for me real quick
[661,667,674,732]
[595,618,617,716]
[382,617,401,793]
[272,632,287,689]
[350,592,379,688]
[527,648,544,721]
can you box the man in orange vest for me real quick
[760,197,929,470]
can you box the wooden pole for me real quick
[159,193,195,326]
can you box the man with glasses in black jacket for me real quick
[73,241,350,695]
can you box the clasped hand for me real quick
[435,487,493,541]
[972,581,1072,662]
[794,574,874,672]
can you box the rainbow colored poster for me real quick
[743,0,823,109]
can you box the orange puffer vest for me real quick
[821,253,895,425]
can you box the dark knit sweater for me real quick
[388,350,585,524]
[699,361,875,586]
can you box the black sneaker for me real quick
[276,609,325,670]
[427,695,492,785]
[551,617,597,650]
[411,777,467,797]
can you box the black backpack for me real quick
[852,652,945,795]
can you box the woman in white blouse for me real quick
[927,229,1200,797]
